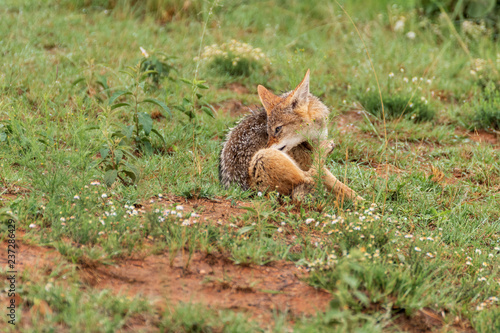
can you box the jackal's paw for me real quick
[319,140,336,157]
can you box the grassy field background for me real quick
[0,0,499,331]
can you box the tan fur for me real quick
[219,70,363,202]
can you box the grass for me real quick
[0,0,499,331]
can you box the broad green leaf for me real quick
[82,125,99,131]
[0,132,7,142]
[115,149,123,164]
[141,138,153,153]
[110,102,131,110]
[119,69,135,77]
[71,77,85,86]
[201,106,215,118]
[239,206,257,214]
[140,98,171,117]
[196,83,209,89]
[104,169,117,187]
[122,168,138,184]
[150,128,166,144]
[138,112,153,135]
[108,90,132,105]
[237,225,255,235]
[100,148,109,160]
[466,0,495,17]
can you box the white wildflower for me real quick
[406,31,416,39]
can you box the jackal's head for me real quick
[257,70,329,152]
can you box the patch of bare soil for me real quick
[0,184,30,202]
[81,251,332,324]
[2,234,475,331]
[0,234,70,327]
[456,128,500,147]
[146,195,249,225]
[392,308,475,333]
[217,99,260,118]
[333,109,366,134]
[225,82,250,95]
[1,236,331,327]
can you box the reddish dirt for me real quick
[0,184,30,202]
[217,99,260,118]
[456,128,500,147]
[1,224,475,332]
[80,251,332,325]
[0,234,71,327]
[333,109,366,134]
[1,235,332,328]
[392,308,475,333]
[146,195,249,224]
[225,82,250,95]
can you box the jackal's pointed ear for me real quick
[289,69,310,103]
[258,85,280,115]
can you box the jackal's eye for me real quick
[275,126,282,135]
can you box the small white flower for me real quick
[394,19,405,32]
[406,31,416,39]
[101,193,108,199]
[60,217,66,222]
[73,195,80,200]
[257,192,263,197]
[140,46,149,58]
[475,249,482,255]
[176,205,184,211]
[29,223,36,228]
[305,218,315,225]
[388,72,394,78]
[277,227,283,233]
[414,247,421,252]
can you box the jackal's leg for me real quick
[321,167,364,202]
[249,148,316,195]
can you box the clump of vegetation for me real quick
[358,71,436,122]
[359,92,435,122]
[139,48,176,86]
[72,59,112,103]
[468,82,500,131]
[107,61,170,153]
[419,0,500,33]
[195,40,270,77]
[63,0,204,22]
